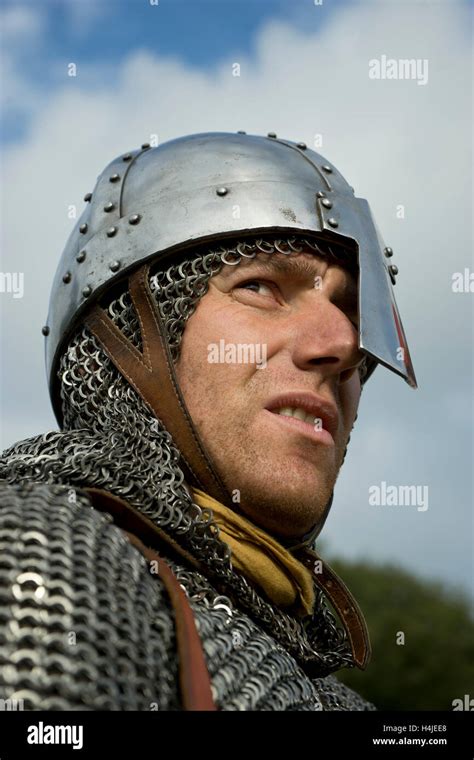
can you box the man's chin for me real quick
[236,480,334,539]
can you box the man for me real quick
[0,132,416,711]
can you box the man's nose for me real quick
[287,296,365,383]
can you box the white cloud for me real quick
[0,4,49,127]
[0,5,44,41]
[0,0,471,595]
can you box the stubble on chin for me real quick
[202,409,345,537]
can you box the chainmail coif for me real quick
[0,235,375,710]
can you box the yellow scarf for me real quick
[192,488,315,618]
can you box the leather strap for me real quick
[84,487,216,711]
[84,263,229,505]
[123,531,216,711]
[84,486,203,572]
[300,547,371,670]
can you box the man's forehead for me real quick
[217,249,359,288]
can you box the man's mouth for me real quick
[264,391,339,445]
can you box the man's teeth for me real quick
[276,407,319,426]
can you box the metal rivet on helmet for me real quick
[83,192,92,202]
[321,199,333,209]
[109,174,120,183]
[237,130,246,134]
[129,214,141,225]
[141,143,151,150]
[216,187,229,196]
[297,142,307,150]
[79,223,88,234]
[62,272,71,284]
[106,226,118,238]
[82,286,92,298]
[76,250,87,263]
[327,218,338,228]
[384,247,393,257]
[104,202,115,213]
[267,132,277,138]
[122,153,133,161]
[316,191,325,198]
[42,325,50,336]
[109,261,121,272]
[322,165,333,173]
[389,264,399,276]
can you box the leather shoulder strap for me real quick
[84,487,216,711]
[300,547,372,670]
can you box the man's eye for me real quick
[236,281,359,326]
[237,280,274,297]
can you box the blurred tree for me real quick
[325,556,474,710]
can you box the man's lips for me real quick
[264,391,339,445]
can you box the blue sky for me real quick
[3,0,350,62]
[40,0,341,64]
[0,0,472,601]
[1,0,357,143]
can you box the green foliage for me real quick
[326,557,474,710]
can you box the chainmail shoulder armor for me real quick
[0,481,179,710]
[0,481,374,711]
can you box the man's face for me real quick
[176,249,364,539]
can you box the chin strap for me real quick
[279,522,323,553]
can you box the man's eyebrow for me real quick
[220,253,358,291]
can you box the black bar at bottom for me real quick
[0,710,472,758]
